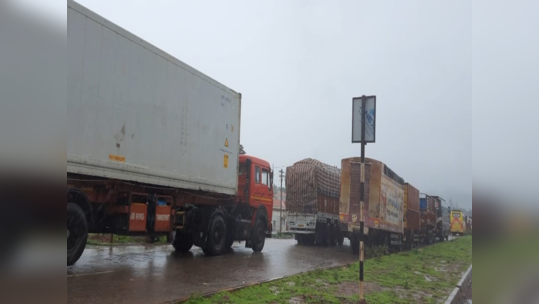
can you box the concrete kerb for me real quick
[445,264,472,304]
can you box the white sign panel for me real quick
[352,96,376,143]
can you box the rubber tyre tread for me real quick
[204,215,226,256]
[225,236,234,249]
[251,218,266,253]
[352,237,359,254]
[67,203,88,266]
[337,233,344,246]
[173,232,193,252]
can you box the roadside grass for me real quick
[474,233,539,304]
[182,236,472,304]
[87,234,167,246]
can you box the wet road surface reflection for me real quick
[67,239,357,304]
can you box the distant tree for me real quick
[239,144,246,155]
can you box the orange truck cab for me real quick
[237,154,274,232]
[172,154,273,256]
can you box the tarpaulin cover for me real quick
[286,159,341,214]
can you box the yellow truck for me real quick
[450,209,466,236]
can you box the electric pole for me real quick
[280,169,284,234]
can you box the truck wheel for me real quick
[337,233,344,246]
[203,214,226,256]
[251,218,266,253]
[173,231,193,252]
[67,203,88,266]
[305,234,315,246]
[351,237,359,254]
[328,225,336,246]
[225,236,234,250]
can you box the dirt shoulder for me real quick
[182,236,472,304]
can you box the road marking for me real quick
[67,270,113,278]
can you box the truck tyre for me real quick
[67,203,88,266]
[351,236,359,254]
[296,234,303,245]
[251,218,266,253]
[203,214,227,256]
[173,231,193,252]
[225,236,234,250]
[337,232,344,246]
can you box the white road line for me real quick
[67,270,113,278]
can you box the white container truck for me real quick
[67,1,274,265]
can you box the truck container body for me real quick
[403,183,420,248]
[340,157,405,253]
[286,159,342,246]
[67,1,240,195]
[66,1,272,266]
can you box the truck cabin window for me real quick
[255,166,261,184]
[262,169,269,187]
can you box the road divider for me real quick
[445,264,472,304]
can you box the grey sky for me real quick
[75,0,472,208]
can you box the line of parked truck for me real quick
[286,158,463,253]
[66,1,469,266]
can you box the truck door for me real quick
[251,165,272,205]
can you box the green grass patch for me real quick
[182,236,472,304]
[87,234,167,246]
[474,233,539,304]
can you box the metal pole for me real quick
[280,169,284,234]
[359,95,366,301]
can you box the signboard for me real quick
[352,96,376,143]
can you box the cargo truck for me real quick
[67,1,273,265]
[340,157,405,254]
[450,209,465,236]
[419,194,437,244]
[403,183,420,249]
[286,159,342,246]
[432,196,450,241]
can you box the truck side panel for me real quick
[404,183,420,231]
[67,2,240,195]
[340,157,404,234]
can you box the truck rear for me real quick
[403,183,420,249]
[67,1,272,265]
[286,159,342,246]
[420,194,437,244]
[340,157,405,253]
[432,196,450,241]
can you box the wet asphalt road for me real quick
[67,238,357,304]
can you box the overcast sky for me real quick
[73,0,472,208]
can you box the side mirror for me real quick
[270,170,274,190]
